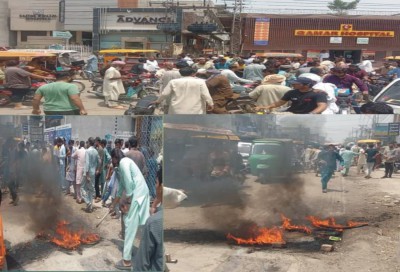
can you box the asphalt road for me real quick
[0,79,129,116]
[164,167,400,272]
[3,188,143,271]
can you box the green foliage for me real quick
[328,0,361,15]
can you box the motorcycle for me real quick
[226,95,258,114]
[394,161,400,173]
[88,74,158,101]
[0,81,47,106]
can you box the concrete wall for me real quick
[64,0,118,31]
[0,0,10,46]
[63,116,135,142]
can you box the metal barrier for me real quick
[135,116,163,197]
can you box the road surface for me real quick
[164,167,400,272]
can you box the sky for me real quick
[276,115,395,143]
[217,0,400,13]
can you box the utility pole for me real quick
[229,0,244,54]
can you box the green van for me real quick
[248,139,294,183]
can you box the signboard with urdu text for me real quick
[254,18,270,46]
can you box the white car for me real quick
[373,78,400,113]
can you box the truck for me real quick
[248,138,295,183]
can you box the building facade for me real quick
[241,14,400,62]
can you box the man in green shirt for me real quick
[32,72,87,115]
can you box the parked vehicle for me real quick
[248,138,294,183]
[373,78,400,113]
[98,49,160,67]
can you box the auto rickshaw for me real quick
[99,49,160,65]
[0,51,58,78]
[357,139,382,146]
[248,138,295,183]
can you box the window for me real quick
[252,144,280,155]
[21,31,47,42]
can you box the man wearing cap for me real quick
[32,71,87,115]
[103,61,127,109]
[152,67,214,114]
[249,74,291,108]
[257,77,328,114]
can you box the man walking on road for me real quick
[109,149,150,270]
[340,146,359,177]
[317,145,344,193]
[94,137,105,203]
[82,137,99,212]
[32,72,87,115]
[365,144,379,179]
[382,144,397,178]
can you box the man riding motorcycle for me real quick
[323,67,369,113]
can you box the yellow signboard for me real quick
[295,24,394,38]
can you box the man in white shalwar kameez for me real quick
[103,61,126,109]
[72,141,86,203]
[109,149,150,270]
[82,137,99,212]
[153,67,214,114]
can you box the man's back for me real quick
[249,84,291,106]
[161,70,181,92]
[125,149,146,174]
[85,147,99,174]
[243,64,265,80]
[162,77,212,114]
[36,82,79,111]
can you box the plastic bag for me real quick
[163,187,187,209]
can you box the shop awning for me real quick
[164,123,236,135]
[384,56,400,60]
[191,135,241,141]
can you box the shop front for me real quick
[9,0,64,48]
[92,8,183,55]
[241,15,400,64]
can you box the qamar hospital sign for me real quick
[295,24,395,38]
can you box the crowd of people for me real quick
[1,135,164,271]
[119,53,394,115]
[302,142,400,193]
[1,51,397,115]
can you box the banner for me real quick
[388,123,400,136]
[254,18,270,46]
[373,123,389,137]
[56,124,72,143]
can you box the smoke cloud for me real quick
[19,152,89,233]
[164,115,325,236]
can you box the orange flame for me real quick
[49,220,100,250]
[227,226,285,245]
[307,216,345,230]
[281,214,312,234]
[346,221,368,228]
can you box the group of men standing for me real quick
[302,142,400,193]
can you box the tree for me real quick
[328,0,361,15]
